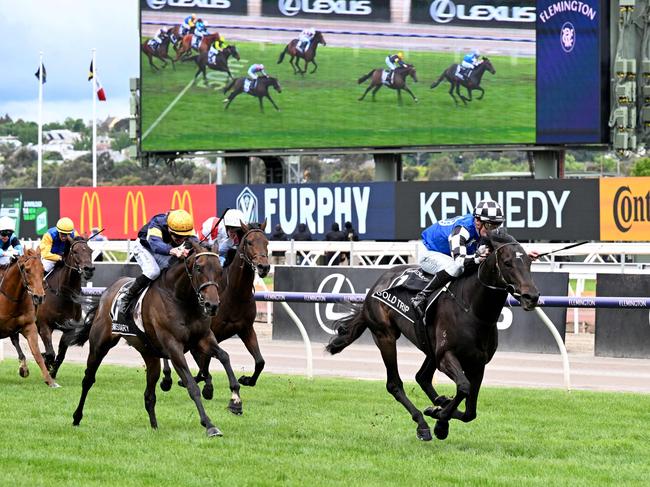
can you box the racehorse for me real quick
[174,32,221,62]
[66,241,241,437]
[277,30,327,75]
[161,222,271,401]
[193,45,240,82]
[0,249,57,387]
[358,65,418,104]
[10,237,95,380]
[141,33,175,71]
[223,76,282,112]
[326,229,539,441]
[166,25,186,50]
[430,57,495,105]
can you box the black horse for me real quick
[277,30,327,75]
[193,45,240,82]
[430,57,495,105]
[326,229,539,441]
[141,33,175,71]
[223,76,282,112]
[358,65,418,104]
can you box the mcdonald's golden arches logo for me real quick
[171,190,194,220]
[80,191,102,235]
[124,191,147,234]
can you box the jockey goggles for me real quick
[0,230,13,237]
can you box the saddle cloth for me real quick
[372,267,445,324]
[244,79,253,93]
[191,35,202,50]
[110,280,150,336]
[147,39,159,50]
[382,70,391,85]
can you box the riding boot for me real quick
[118,274,152,317]
[411,270,454,319]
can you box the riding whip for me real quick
[536,241,589,258]
[199,208,230,244]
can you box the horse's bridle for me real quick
[238,228,268,273]
[184,251,221,308]
[0,256,41,303]
[45,239,90,297]
[477,242,525,297]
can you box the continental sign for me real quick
[60,185,216,239]
[600,178,650,241]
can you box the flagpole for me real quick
[92,48,97,188]
[37,51,43,189]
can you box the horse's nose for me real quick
[204,302,219,316]
[257,264,271,278]
[520,292,539,311]
[32,294,44,306]
[84,266,95,278]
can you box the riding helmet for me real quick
[223,209,246,228]
[473,199,504,224]
[56,217,75,234]
[167,210,195,236]
[0,216,16,232]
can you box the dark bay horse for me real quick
[358,65,418,104]
[162,222,271,401]
[10,236,95,380]
[0,249,57,387]
[141,34,175,71]
[430,57,495,105]
[174,32,221,62]
[193,45,240,82]
[66,241,241,437]
[223,76,282,112]
[277,31,327,75]
[326,229,539,441]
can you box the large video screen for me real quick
[140,0,607,153]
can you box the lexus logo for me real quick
[429,0,456,23]
[315,273,355,334]
[278,0,301,16]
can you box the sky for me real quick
[0,0,139,124]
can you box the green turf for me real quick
[1,361,649,486]
[141,41,535,152]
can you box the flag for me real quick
[96,79,107,101]
[88,60,94,81]
[34,63,47,83]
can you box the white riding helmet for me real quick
[223,209,246,228]
[0,216,16,232]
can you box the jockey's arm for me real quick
[39,233,61,262]
[146,228,173,255]
[11,237,23,256]
[448,226,480,273]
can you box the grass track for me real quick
[141,41,535,152]
[1,361,649,486]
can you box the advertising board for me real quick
[60,185,216,239]
[0,189,59,239]
[599,177,650,242]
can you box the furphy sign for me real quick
[217,183,395,240]
[411,0,536,28]
[262,0,390,21]
[140,0,247,15]
[600,178,650,241]
[394,180,599,241]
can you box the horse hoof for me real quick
[48,382,61,388]
[434,420,449,440]
[202,385,214,400]
[414,98,419,103]
[207,426,223,437]
[177,379,186,388]
[423,406,441,419]
[417,427,432,441]
[160,377,172,392]
[434,395,452,407]
[238,375,255,387]
[19,367,29,378]
[228,399,243,416]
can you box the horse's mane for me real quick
[488,228,518,247]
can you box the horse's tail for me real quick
[223,78,236,94]
[430,71,446,89]
[325,305,367,355]
[61,303,98,348]
[278,45,288,64]
[358,70,375,84]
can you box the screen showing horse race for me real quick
[139,0,608,153]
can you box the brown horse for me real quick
[10,236,95,380]
[174,32,221,62]
[326,229,539,441]
[65,241,241,437]
[430,57,495,105]
[358,65,419,104]
[161,222,271,400]
[277,30,327,75]
[141,33,175,71]
[193,45,240,82]
[0,248,57,387]
[223,76,282,112]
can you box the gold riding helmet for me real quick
[56,217,75,234]
[167,209,195,236]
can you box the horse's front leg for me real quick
[9,333,29,378]
[266,94,280,111]
[258,96,265,113]
[476,87,485,100]
[199,334,242,415]
[237,327,265,386]
[396,89,403,105]
[310,58,318,74]
[160,358,173,391]
[148,55,159,72]
[456,84,469,105]
[448,82,459,105]
[403,86,418,103]
[375,334,432,441]
[37,321,56,372]
[415,355,452,408]
[22,323,59,388]
[52,330,73,379]
[289,56,299,75]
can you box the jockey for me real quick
[247,64,268,89]
[208,37,225,64]
[118,209,196,316]
[192,19,209,49]
[148,28,166,49]
[385,52,406,83]
[199,210,247,267]
[180,13,197,36]
[297,27,316,52]
[0,216,23,265]
[458,50,481,79]
[410,199,504,318]
[39,217,76,273]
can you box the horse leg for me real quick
[397,89,403,105]
[22,323,58,388]
[224,91,240,109]
[9,333,29,378]
[51,331,72,379]
[454,366,485,424]
[375,334,432,441]
[148,54,159,72]
[193,352,214,401]
[300,60,308,76]
[371,85,382,101]
[258,96,264,113]
[476,87,485,100]
[200,335,242,415]
[160,358,173,391]
[72,332,120,426]
[142,354,161,429]
[290,56,299,75]
[266,94,280,112]
[168,345,223,437]
[415,356,452,408]
[456,84,468,105]
[37,322,56,372]
[237,327,265,387]
[403,86,418,103]
[427,351,470,440]
[358,83,374,101]
[310,58,318,74]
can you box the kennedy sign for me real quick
[411,0,536,28]
[262,0,391,21]
[394,179,600,241]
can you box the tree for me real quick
[631,157,650,176]
[111,132,132,152]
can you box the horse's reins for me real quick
[184,250,221,308]
[45,239,88,297]
[237,228,268,273]
[477,242,524,296]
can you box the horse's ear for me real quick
[240,221,250,233]
[260,218,267,231]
